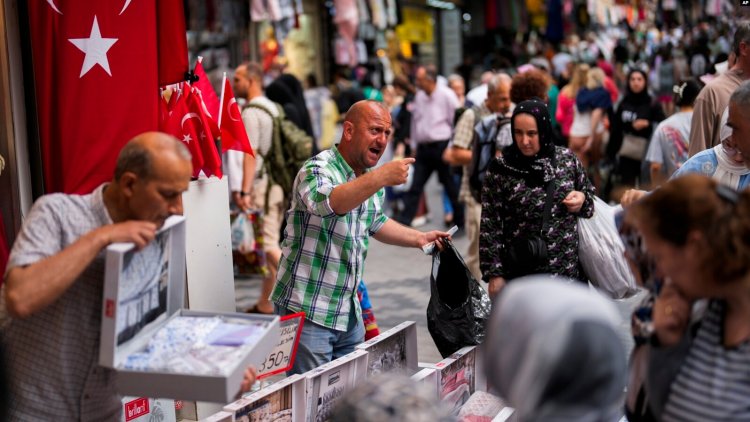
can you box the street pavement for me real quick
[235,174,645,366]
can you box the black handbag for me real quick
[505,163,556,278]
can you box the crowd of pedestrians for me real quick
[5,11,750,421]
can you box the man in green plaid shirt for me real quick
[272,101,450,374]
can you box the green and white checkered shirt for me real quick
[271,145,388,331]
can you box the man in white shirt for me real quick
[231,62,285,315]
[395,64,463,229]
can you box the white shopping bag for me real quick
[578,197,638,299]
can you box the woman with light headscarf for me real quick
[621,107,750,206]
[484,276,627,421]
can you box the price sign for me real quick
[257,312,305,379]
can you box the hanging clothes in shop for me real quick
[385,0,398,28]
[368,0,387,31]
[334,0,359,67]
[485,0,499,30]
[357,0,376,40]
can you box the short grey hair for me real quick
[447,74,464,84]
[487,73,512,93]
[730,80,750,114]
[733,21,750,56]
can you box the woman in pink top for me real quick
[556,64,588,143]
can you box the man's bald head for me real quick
[344,100,389,127]
[114,132,191,182]
[338,100,392,175]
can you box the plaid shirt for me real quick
[452,103,493,202]
[271,146,388,331]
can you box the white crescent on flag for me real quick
[46,0,62,14]
[119,0,133,15]
[181,112,201,130]
[228,99,241,122]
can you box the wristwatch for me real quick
[240,191,251,197]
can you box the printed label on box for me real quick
[124,397,149,421]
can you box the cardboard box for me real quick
[304,349,368,422]
[99,216,280,403]
[411,367,439,399]
[121,396,176,422]
[355,321,418,376]
[201,411,234,422]
[223,374,305,422]
[421,346,482,415]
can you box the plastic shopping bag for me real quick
[427,238,492,358]
[578,197,638,299]
[230,210,267,277]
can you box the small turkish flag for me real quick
[161,87,205,178]
[193,59,220,119]
[186,87,223,178]
[219,77,254,156]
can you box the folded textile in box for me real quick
[123,316,265,376]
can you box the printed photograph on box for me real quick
[117,231,170,345]
[439,348,476,414]
[313,365,351,422]
[363,329,407,376]
[234,384,293,422]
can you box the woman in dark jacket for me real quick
[607,69,665,188]
[480,99,595,296]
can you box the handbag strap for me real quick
[541,153,557,234]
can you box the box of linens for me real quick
[98,215,280,403]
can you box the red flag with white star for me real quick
[193,59,220,119]
[218,76,254,156]
[186,87,223,178]
[161,87,205,177]
[28,0,188,194]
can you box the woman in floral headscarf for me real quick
[480,99,595,296]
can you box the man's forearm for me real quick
[372,219,422,248]
[446,147,472,166]
[329,171,384,215]
[5,229,109,318]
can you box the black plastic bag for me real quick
[427,239,492,358]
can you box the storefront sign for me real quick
[257,312,305,379]
[396,7,434,44]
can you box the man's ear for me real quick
[342,121,354,142]
[119,171,138,198]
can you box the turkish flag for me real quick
[185,87,223,178]
[219,77,254,156]
[28,0,188,194]
[161,88,205,178]
[157,0,188,87]
[193,59,220,119]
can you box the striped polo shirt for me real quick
[662,299,750,421]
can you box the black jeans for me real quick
[396,141,464,228]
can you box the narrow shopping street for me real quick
[237,175,644,365]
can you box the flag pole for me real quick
[218,72,226,129]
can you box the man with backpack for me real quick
[233,62,312,314]
[443,73,512,281]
